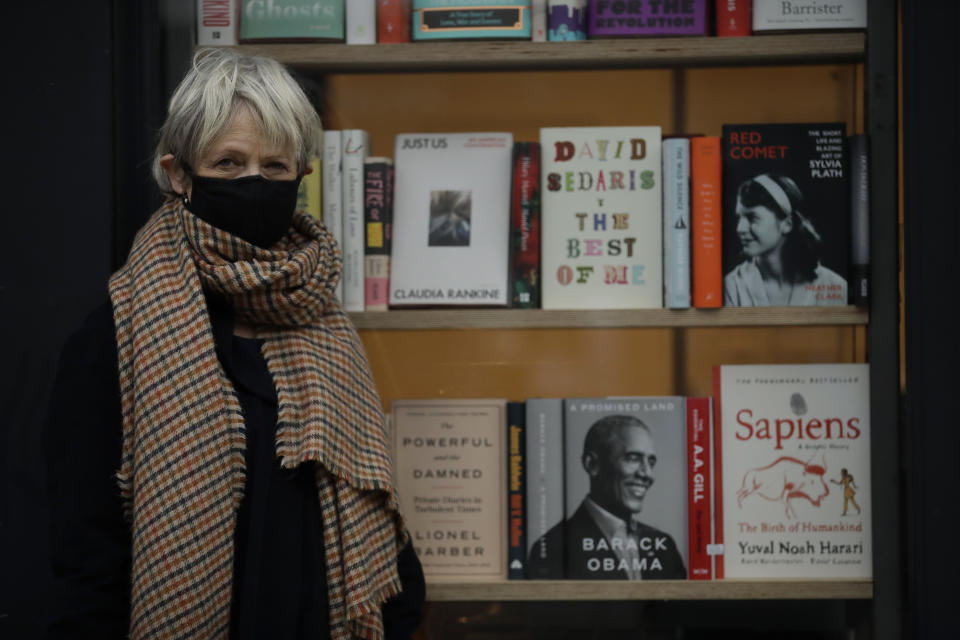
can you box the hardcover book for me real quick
[548,0,587,40]
[391,398,508,581]
[197,0,238,45]
[524,398,565,579]
[531,0,547,40]
[752,0,866,32]
[364,157,394,311]
[586,0,708,38]
[663,137,691,309]
[507,401,527,579]
[346,0,377,43]
[342,129,369,311]
[322,130,344,303]
[540,126,663,310]
[390,132,513,307]
[716,0,751,36]
[686,396,713,580]
[510,142,541,309]
[239,0,345,42]
[296,153,322,220]
[848,133,869,306]
[378,0,412,42]
[559,396,687,580]
[721,123,849,307]
[412,0,532,40]
[691,136,722,308]
[713,363,872,579]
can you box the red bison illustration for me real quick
[736,454,830,519]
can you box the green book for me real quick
[239,0,345,42]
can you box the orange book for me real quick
[378,0,411,43]
[691,136,723,308]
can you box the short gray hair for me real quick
[152,47,321,194]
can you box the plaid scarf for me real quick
[109,201,404,639]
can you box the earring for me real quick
[180,192,190,206]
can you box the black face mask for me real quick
[183,173,302,249]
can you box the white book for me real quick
[196,0,238,45]
[322,130,344,304]
[346,0,377,43]
[531,0,547,41]
[540,126,663,309]
[662,137,691,309]
[341,130,369,311]
[752,0,867,31]
[390,132,513,307]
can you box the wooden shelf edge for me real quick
[350,306,868,330]
[425,578,873,601]
[230,33,864,72]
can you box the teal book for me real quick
[413,0,532,40]
[239,0,345,42]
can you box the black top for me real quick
[43,298,425,639]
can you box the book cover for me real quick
[412,0,532,40]
[510,142,541,309]
[848,133,869,307]
[752,0,866,32]
[197,0,238,45]
[531,0,547,40]
[342,129,369,312]
[586,0,708,38]
[715,0,750,37]
[713,363,872,579]
[364,157,394,311]
[540,126,663,310]
[239,0,345,41]
[392,398,508,581]
[507,401,527,579]
[390,132,513,307]
[322,130,344,303]
[346,0,377,43]
[548,0,587,40]
[691,136,722,308]
[686,396,713,580]
[721,123,849,307]
[296,154,323,221]
[560,397,687,580]
[524,398,565,579]
[378,0,412,42]
[663,137,691,309]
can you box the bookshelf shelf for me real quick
[232,33,864,72]
[426,579,873,601]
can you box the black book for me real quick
[507,401,527,579]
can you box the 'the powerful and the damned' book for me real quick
[390,133,513,307]
[713,364,872,579]
[392,399,508,581]
[721,123,849,307]
[540,126,663,310]
[524,398,565,579]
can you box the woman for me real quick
[44,48,424,639]
[723,172,847,306]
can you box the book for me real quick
[196,0,238,45]
[715,0,751,37]
[391,398,508,581]
[364,157,394,311]
[507,401,527,579]
[586,0,708,38]
[686,396,713,580]
[663,137,691,309]
[547,0,587,40]
[412,0,532,40]
[752,0,866,32]
[238,0,346,41]
[346,0,377,43]
[712,363,872,579]
[531,0,547,41]
[561,397,687,579]
[524,398,565,579]
[390,132,514,307]
[322,130,344,303]
[296,154,323,221]
[509,142,541,309]
[690,136,722,308]
[848,133,869,306]
[342,129,369,312]
[721,123,849,307]
[540,126,663,310]
[378,0,412,42]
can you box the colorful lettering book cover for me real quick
[540,126,663,310]
[239,0,345,41]
[713,363,872,579]
[364,157,393,311]
[587,0,707,38]
[412,0,532,40]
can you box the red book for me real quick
[509,142,541,308]
[686,397,714,580]
[715,0,751,37]
[378,0,411,43]
[691,137,723,308]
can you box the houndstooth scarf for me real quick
[109,200,404,639]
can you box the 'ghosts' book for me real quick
[713,363,872,579]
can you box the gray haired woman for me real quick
[44,48,424,639]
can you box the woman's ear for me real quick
[159,154,189,196]
[779,215,794,235]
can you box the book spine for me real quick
[347,0,377,44]
[322,130,344,304]
[507,401,527,579]
[715,0,750,37]
[691,136,723,308]
[712,366,725,579]
[663,138,692,309]
[531,0,547,41]
[524,398,565,579]
[342,130,369,311]
[547,0,587,41]
[364,158,393,311]
[510,142,541,309]
[378,0,411,42]
[296,154,323,221]
[686,396,713,580]
[196,0,238,46]
[849,133,870,306]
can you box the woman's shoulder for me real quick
[814,264,848,286]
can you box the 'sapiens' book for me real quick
[561,397,687,580]
[346,0,376,43]
[507,401,527,579]
[524,398,565,579]
[378,0,412,42]
[364,157,394,311]
[540,126,663,310]
[848,133,869,306]
[715,0,751,37]
[586,0,708,38]
[712,363,872,579]
[392,399,508,581]
[390,132,513,307]
[721,123,849,307]
[510,142,541,309]
[197,0,238,45]
[691,136,722,308]
[752,0,866,32]
[322,130,344,303]
[663,137,691,309]
[548,0,587,40]
[342,129,369,311]
[296,153,322,220]
[686,396,714,580]
[412,0,532,40]
[239,0,345,41]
